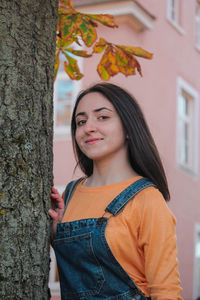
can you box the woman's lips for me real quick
[85,138,102,145]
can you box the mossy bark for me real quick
[0,1,58,299]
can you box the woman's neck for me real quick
[85,155,139,187]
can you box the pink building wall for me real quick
[52,1,200,299]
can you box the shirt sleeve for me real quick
[136,187,183,300]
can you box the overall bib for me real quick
[54,178,154,300]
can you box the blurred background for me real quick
[50,1,200,299]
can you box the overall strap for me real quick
[105,178,156,216]
[64,177,84,207]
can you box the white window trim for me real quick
[193,223,200,300]
[53,54,83,140]
[176,77,199,177]
[77,0,155,30]
[195,4,200,51]
[166,0,185,35]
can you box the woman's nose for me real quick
[84,118,97,133]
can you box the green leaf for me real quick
[87,14,118,28]
[60,14,77,40]
[117,45,153,59]
[78,16,97,47]
[63,51,83,80]
[65,48,92,57]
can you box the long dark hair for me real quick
[71,82,170,201]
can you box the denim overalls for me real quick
[53,178,154,300]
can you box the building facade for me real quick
[50,1,200,299]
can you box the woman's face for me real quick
[75,92,128,163]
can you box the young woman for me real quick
[49,83,182,300]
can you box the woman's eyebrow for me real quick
[94,107,112,113]
[75,107,112,118]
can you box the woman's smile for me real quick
[85,137,103,145]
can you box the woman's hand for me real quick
[48,187,65,243]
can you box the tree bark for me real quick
[0,1,58,299]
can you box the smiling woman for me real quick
[74,92,128,167]
[49,83,183,300]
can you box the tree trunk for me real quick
[0,1,58,299]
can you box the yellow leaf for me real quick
[63,52,83,80]
[93,38,107,53]
[115,47,142,76]
[59,0,74,9]
[97,64,110,81]
[117,45,153,59]
[98,46,119,78]
[66,48,92,57]
[86,14,118,28]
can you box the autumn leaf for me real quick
[97,46,119,80]
[60,14,78,41]
[93,38,107,53]
[117,45,153,59]
[97,64,110,81]
[78,15,97,46]
[63,51,83,80]
[115,47,142,76]
[59,0,74,12]
[96,43,144,80]
[65,48,92,57]
[55,0,153,80]
[86,14,118,28]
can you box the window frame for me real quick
[53,55,82,140]
[166,0,184,34]
[176,77,199,176]
[195,3,200,51]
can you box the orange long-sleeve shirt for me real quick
[62,176,182,299]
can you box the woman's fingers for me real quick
[48,209,59,220]
[52,186,59,193]
[51,186,65,209]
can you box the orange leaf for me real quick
[60,14,78,41]
[59,0,74,9]
[93,38,107,53]
[117,45,153,59]
[115,47,142,76]
[87,14,118,28]
[63,52,83,80]
[65,48,92,57]
[97,46,119,79]
[97,64,110,81]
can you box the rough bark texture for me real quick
[0,1,58,299]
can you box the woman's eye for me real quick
[77,120,86,126]
[98,116,109,120]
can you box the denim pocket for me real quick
[54,232,105,299]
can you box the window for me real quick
[168,0,179,23]
[167,0,184,33]
[194,224,200,299]
[54,54,82,139]
[196,3,200,50]
[176,78,199,175]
